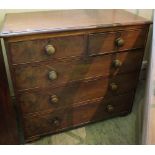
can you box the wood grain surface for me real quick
[13,50,143,91]
[17,72,139,115]
[9,34,86,64]
[23,92,134,142]
[0,10,151,143]
[88,28,147,55]
[0,10,152,37]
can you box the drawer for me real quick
[14,50,143,91]
[9,35,86,64]
[88,29,147,56]
[18,72,139,115]
[23,92,134,141]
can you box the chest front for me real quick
[1,10,151,143]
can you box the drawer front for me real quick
[18,72,139,115]
[14,50,143,91]
[23,92,134,141]
[88,29,147,56]
[9,35,86,64]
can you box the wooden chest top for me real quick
[0,9,151,37]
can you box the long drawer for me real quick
[13,50,143,91]
[23,92,134,142]
[17,72,139,115]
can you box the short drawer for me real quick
[9,35,86,64]
[88,29,147,56]
[18,72,139,115]
[23,92,134,141]
[13,50,143,91]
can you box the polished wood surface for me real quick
[18,73,139,115]
[88,28,147,56]
[0,10,151,143]
[0,40,19,144]
[0,10,151,37]
[13,50,143,91]
[23,92,134,142]
[9,34,86,64]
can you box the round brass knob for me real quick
[113,59,122,68]
[107,105,114,112]
[48,70,58,80]
[110,83,118,91]
[115,38,124,47]
[45,45,55,55]
[53,118,60,126]
[50,95,59,104]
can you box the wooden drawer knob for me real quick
[50,95,59,104]
[48,70,58,80]
[52,117,61,126]
[45,45,55,55]
[107,105,114,112]
[113,59,122,68]
[110,83,118,91]
[115,38,124,47]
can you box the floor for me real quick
[29,80,145,145]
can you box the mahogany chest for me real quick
[0,10,151,143]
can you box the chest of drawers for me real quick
[0,10,151,143]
